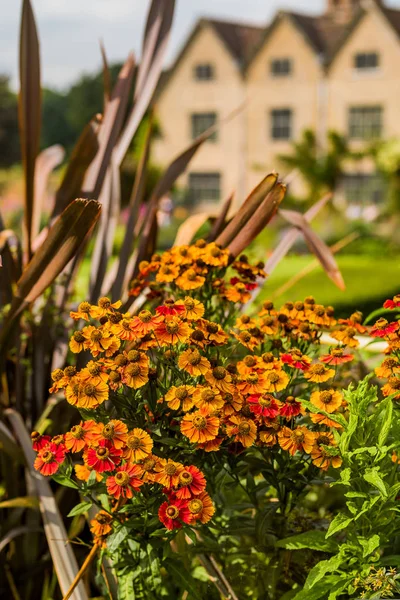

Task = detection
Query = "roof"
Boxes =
[206,18,264,65]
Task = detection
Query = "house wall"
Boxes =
[245,16,323,193]
[152,23,246,210]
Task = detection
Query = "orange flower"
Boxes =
[130,310,163,336]
[280,349,311,371]
[259,316,278,336]
[311,436,342,470]
[82,325,120,357]
[231,329,261,351]
[65,420,98,452]
[178,349,211,376]
[224,283,251,303]
[237,355,259,376]
[370,318,399,338]
[198,437,223,452]
[263,370,289,393]
[91,420,128,449]
[331,326,359,348]
[204,367,233,393]
[75,464,103,482]
[382,376,400,398]
[70,301,92,321]
[90,511,113,538]
[197,319,229,345]
[121,363,149,389]
[375,357,400,378]
[80,361,109,385]
[139,454,160,483]
[278,426,315,456]
[304,364,335,383]
[69,331,86,353]
[123,428,153,462]
[110,317,136,341]
[202,243,229,267]
[180,296,205,320]
[90,297,122,319]
[154,459,184,488]
[106,463,143,499]
[76,379,109,409]
[237,372,267,395]
[257,352,280,371]
[235,315,257,331]
[176,269,205,291]
[154,316,192,346]
[310,412,343,429]
[65,377,81,406]
[155,264,180,283]
[188,491,215,524]
[193,386,224,411]
[164,385,196,411]
[259,423,280,447]
[226,415,257,447]
[222,391,243,416]
[310,389,343,413]
[180,406,220,444]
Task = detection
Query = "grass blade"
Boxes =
[280,208,345,290]
[216,173,278,247]
[19,0,41,260]
[228,182,286,260]
[264,193,332,276]
[110,115,153,301]
[114,0,175,166]
[5,409,88,600]
[32,144,65,241]
[83,54,135,199]
[173,212,213,247]
[208,193,233,242]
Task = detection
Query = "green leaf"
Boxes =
[52,474,79,490]
[98,493,111,512]
[364,307,400,325]
[363,469,387,497]
[377,398,393,447]
[359,534,380,558]
[326,513,353,538]
[107,526,129,554]
[163,558,205,600]
[299,399,347,428]
[304,553,344,589]
[67,501,92,517]
[292,580,334,600]
[87,469,98,488]
[275,530,338,553]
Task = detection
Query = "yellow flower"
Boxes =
[226,415,257,447]
[202,243,229,267]
[310,389,343,413]
[123,428,153,462]
[156,264,180,283]
[178,349,210,376]
[180,297,205,320]
[304,364,335,383]
[69,331,86,353]
[82,325,120,357]
[176,269,205,291]
[121,363,149,389]
[164,385,196,411]
[154,316,193,346]
[263,369,289,393]
[192,386,224,411]
[77,380,109,409]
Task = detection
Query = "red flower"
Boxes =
[230,277,240,286]
[158,497,192,530]
[320,350,354,365]
[247,394,280,418]
[279,396,301,420]
[245,283,257,291]
[384,295,400,309]
[34,443,66,476]
[106,463,143,499]
[156,303,185,316]
[175,465,207,500]
[370,318,399,338]
[280,352,311,371]
[86,440,122,473]
[31,431,51,451]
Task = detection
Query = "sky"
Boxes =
[1,0,400,91]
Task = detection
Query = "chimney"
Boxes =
[326,0,383,24]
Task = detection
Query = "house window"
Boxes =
[348,106,383,139]
[354,52,379,70]
[271,109,292,140]
[191,113,217,141]
[271,58,292,77]
[343,173,385,205]
[188,173,221,204]
[194,63,215,80]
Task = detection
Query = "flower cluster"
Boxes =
[373,294,400,399]
[33,242,397,546]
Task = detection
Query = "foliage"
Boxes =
[0,76,20,167]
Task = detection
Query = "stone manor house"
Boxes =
[153,0,400,210]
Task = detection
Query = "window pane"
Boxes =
[354,52,379,69]
[348,106,382,139]
[271,58,292,76]
[188,173,221,205]
[270,109,292,140]
[191,113,217,141]
[194,64,214,80]
[343,173,385,205]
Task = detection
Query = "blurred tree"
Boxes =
[279,129,361,206]
[0,75,20,167]
[41,88,75,150]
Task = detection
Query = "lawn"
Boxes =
[255,254,400,317]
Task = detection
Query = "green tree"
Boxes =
[0,75,19,167]
[41,88,75,150]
